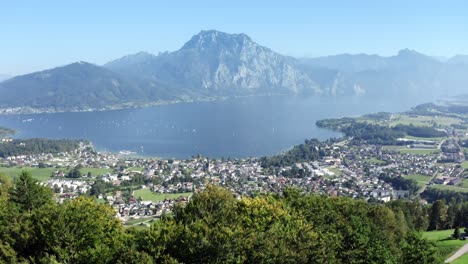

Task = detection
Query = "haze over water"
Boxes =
[0,95,430,158]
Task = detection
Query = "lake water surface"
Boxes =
[0,95,428,158]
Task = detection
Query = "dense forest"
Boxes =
[0,171,445,263]
[0,138,86,157]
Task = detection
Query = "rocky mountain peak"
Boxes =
[180,30,255,53]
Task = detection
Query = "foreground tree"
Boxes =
[33,197,125,264]
[9,171,53,212]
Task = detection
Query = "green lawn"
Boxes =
[80,167,113,176]
[404,135,446,141]
[423,229,467,258]
[390,114,462,127]
[0,166,63,181]
[430,185,468,193]
[405,174,431,187]
[382,145,403,151]
[133,188,192,202]
[461,179,468,188]
[451,252,468,263]
[127,166,144,172]
[124,217,156,226]
[398,148,439,155]
[462,161,468,169]
[382,145,439,155]
[423,229,454,241]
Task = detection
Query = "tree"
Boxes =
[9,171,53,212]
[400,232,442,264]
[33,196,125,263]
[428,200,448,231]
[453,227,461,240]
[67,166,82,178]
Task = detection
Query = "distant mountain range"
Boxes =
[0,30,467,113]
[0,74,11,82]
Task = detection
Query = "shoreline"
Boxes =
[0,93,292,115]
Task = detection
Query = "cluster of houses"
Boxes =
[2,133,468,224]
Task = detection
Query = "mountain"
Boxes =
[448,55,468,65]
[0,74,11,82]
[300,49,468,99]
[0,62,172,112]
[1,30,467,113]
[105,30,323,96]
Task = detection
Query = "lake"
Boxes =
[0,95,428,158]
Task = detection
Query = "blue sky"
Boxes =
[1,0,467,75]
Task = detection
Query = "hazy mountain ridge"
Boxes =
[0,62,170,111]
[0,74,11,82]
[0,30,467,113]
[106,30,324,96]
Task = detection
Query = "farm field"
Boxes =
[133,188,192,202]
[462,161,468,169]
[389,114,462,127]
[382,145,439,155]
[430,184,468,193]
[398,148,439,155]
[0,166,63,181]
[79,167,113,176]
[404,174,431,187]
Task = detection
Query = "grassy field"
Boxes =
[133,188,192,202]
[462,161,468,169]
[404,135,446,141]
[390,114,462,127]
[382,145,439,155]
[127,166,144,172]
[423,229,467,259]
[405,174,431,187]
[0,166,62,181]
[451,252,468,263]
[398,148,439,155]
[430,184,468,193]
[461,179,468,188]
[79,167,113,176]
[124,217,157,226]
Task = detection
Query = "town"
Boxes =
[1,123,467,227]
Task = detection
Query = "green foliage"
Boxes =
[260,139,328,168]
[428,200,448,231]
[379,175,419,194]
[400,232,442,263]
[0,175,444,264]
[393,124,446,138]
[0,138,84,158]
[9,171,53,212]
[66,165,82,178]
[317,118,446,145]
[32,197,125,264]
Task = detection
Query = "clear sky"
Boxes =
[1,0,467,75]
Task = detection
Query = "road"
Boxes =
[445,243,468,263]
